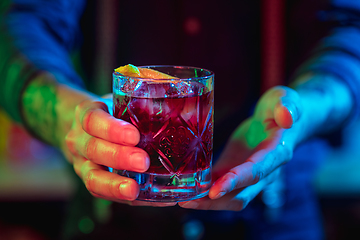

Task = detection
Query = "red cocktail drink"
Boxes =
[112,66,214,201]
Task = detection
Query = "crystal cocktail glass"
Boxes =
[111,65,214,202]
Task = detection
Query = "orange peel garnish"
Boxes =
[114,64,141,78]
[115,64,178,80]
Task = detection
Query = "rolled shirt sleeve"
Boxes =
[0,0,86,122]
[294,0,360,123]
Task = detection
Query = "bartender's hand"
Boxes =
[179,86,303,211]
[64,96,176,207]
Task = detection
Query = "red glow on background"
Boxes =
[184,17,201,35]
[261,0,285,93]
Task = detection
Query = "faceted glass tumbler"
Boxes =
[111,66,214,202]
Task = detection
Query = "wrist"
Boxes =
[21,72,97,148]
[291,72,354,139]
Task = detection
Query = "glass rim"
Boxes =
[113,65,214,82]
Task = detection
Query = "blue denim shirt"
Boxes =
[294,0,360,123]
[0,0,85,122]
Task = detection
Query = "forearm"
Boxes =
[1,0,87,124]
[21,72,97,149]
[291,72,354,143]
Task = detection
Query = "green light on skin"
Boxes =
[232,117,271,150]
[245,120,269,149]
[78,216,95,234]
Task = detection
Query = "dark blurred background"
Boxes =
[1,0,360,239]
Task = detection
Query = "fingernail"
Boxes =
[130,152,148,172]
[282,103,299,122]
[181,201,199,209]
[119,181,136,200]
[212,191,226,199]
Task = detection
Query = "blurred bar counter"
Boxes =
[314,118,360,198]
[0,109,76,202]
[313,118,360,239]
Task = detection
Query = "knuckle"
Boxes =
[74,104,81,116]
[253,171,263,184]
[73,160,82,177]
[64,131,71,143]
[278,142,293,164]
[82,109,95,133]
[85,137,97,160]
[65,132,75,153]
[75,100,88,117]
[110,151,120,167]
[84,168,97,193]
[227,171,239,182]
[76,100,100,127]
[109,179,121,198]
[226,171,241,189]
[250,165,264,185]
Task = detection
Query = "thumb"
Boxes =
[274,87,302,129]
